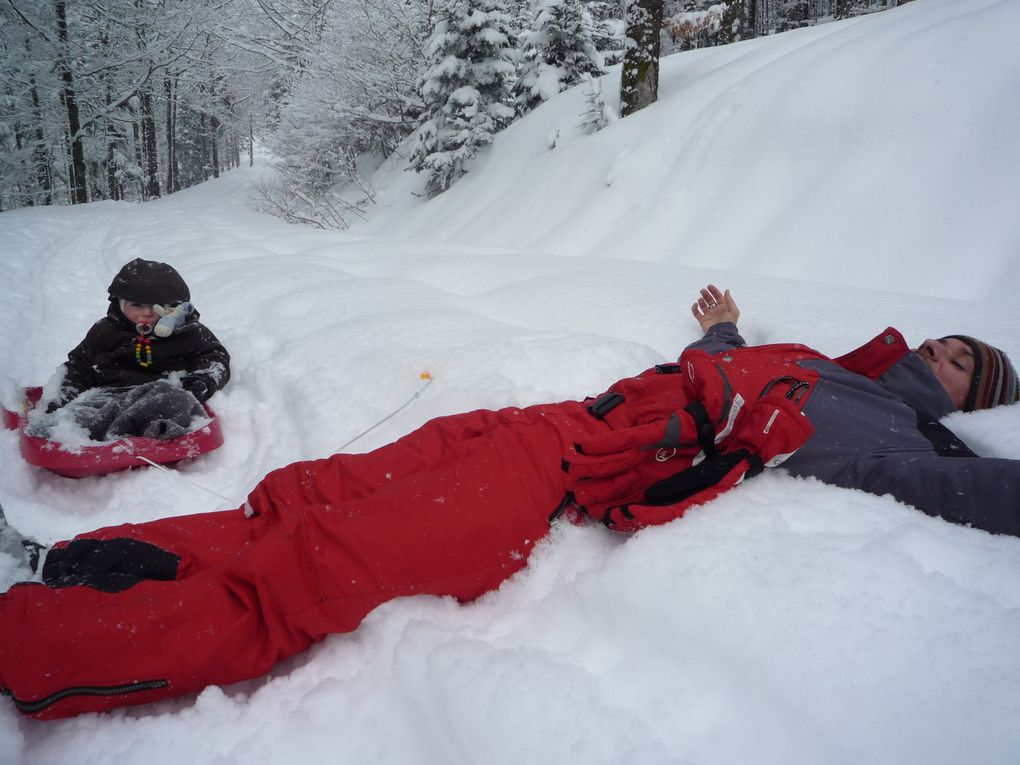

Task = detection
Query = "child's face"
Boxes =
[121,300,158,327]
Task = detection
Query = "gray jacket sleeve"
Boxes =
[853,452,1020,536]
[684,322,746,354]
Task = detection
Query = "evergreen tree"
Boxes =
[409,0,517,196]
[584,1,627,66]
[516,0,605,116]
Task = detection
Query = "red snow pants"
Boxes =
[0,341,825,719]
[0,402,607,719]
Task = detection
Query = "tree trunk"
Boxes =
[106,136,120,201]
[210,114,221,178]
[101,59,121,201]
[620,0,664,117]
[754,0,774,36]
[7,90,26,209]
[132,119,147,199]
[140,89,161,198]
[249,113,254,167]
[199,111,210,180]
[29,77,53,206]
[55,1,88,204]
[165,75,179,193]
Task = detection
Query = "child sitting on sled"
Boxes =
[28,258,230,442]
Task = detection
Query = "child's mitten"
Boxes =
[180,375,211,403]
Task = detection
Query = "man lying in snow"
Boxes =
[1,284,1017,719]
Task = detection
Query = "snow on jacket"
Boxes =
[55,301,230,406]
[690,322,1020,536]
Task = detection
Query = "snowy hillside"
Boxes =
[2,0,1020,763]
[361,0,1020,302]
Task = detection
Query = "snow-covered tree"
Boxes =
[0,0,259,209]
[577,73,616,133]
[584,1,627,66]
[267,1,428,187]
[619,0,664,117]
[516,0,605,115]
[409,0,517,196]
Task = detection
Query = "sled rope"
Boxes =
[133,371,433,499]
[335,372,433,453]
[135,456,237,505]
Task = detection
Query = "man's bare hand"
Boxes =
[691,284,740,333]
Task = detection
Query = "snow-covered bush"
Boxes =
[577,73,616,134]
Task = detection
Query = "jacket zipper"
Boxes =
[10,678,169,714]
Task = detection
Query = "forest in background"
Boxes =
[0,0,907,221]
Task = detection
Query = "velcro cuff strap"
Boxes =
[684,401,716,457]
[587,391,625,420]
[642,450,747,507]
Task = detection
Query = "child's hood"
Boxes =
[107,258,191,305]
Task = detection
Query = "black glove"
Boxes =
[45,383,83,413]
[181,375,211,403]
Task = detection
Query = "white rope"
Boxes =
[135,455,237,505]
[335,374,434,453]
[134,372,434,500]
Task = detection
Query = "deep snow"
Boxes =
[2,0,1020,762]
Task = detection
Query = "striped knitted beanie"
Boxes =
[944,335,1019,411]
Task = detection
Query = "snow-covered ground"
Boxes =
[2,0,1020,762]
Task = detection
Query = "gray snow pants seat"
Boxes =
[30,381,205,442]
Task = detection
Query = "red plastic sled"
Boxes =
[2,387,224,478]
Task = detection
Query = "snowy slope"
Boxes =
[2,0,1020,763]
[360,0,1020,302]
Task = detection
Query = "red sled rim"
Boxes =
[2,387,223,478]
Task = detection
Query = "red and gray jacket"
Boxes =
[691,323,1020,536]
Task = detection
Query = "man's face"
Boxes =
[916,338,974,410]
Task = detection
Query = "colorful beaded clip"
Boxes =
[135,333,153,367]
